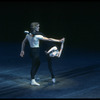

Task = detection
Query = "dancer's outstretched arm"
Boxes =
[46,46,57,54]
[40,36,63,43]
[58,38,65,57]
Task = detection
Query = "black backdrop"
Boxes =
[0,1,100,50]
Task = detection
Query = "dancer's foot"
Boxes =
[52,78,56,83]
[31,79,40,86]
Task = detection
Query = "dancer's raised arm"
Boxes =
[58,38,65,57]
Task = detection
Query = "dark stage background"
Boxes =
[0,1,100,98]
[0,1,100,50]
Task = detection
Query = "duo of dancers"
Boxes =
[20,22,65,86]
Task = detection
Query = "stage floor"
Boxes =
[0,43,100,98]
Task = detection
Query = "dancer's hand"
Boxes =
[20,51,24,57]
[61,38,65,43]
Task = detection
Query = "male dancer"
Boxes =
[20,22,64,86]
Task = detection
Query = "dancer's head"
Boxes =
[30,22,40,32]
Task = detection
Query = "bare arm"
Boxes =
[21,37,28,51]
[58,38,65,57]
[20,37,28,57]
[47,46,57,54]
[41,36,63,43]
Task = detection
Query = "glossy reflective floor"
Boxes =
[0,43,100,98]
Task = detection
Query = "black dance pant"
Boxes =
[30,48,55,79]
[46,54,55,78]
[30,48,40,79]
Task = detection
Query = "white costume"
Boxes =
[26,34,43,48]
